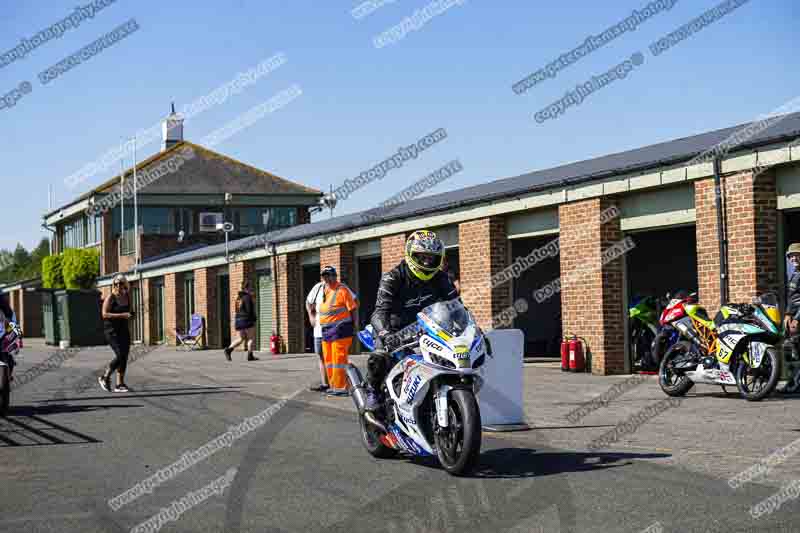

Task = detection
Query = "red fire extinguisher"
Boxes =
[568,336,585,372]
[560,337,570,372]
[270,333,281,355]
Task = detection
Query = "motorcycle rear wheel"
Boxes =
[358,413,396,459]
[736,347,779,402]
[434,389,481,476]
[658,341,695,397]
[0,366,9,416]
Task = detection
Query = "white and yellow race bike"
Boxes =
[347,298,489,476]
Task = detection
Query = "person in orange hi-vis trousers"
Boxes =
[317,265,359,396]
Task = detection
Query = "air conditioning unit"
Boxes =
[199,212,224,232]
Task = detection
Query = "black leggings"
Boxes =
[106,330,131,375]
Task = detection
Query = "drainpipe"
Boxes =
[41,222,57,255]
[713,156,729,305]
[270,242,281,342]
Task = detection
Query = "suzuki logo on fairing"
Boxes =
[404,375,422,401]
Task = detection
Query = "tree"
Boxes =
[0,238,51,284]
[42,255,65,289]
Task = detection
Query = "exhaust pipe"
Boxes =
[346,364,368,413]
[346,364,388,433]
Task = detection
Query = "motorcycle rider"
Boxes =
[364,230,457,412]
[780,244,800,393]
[0,293,17,375]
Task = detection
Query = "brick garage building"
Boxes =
[96,113,800,375]
[0,278,44,338]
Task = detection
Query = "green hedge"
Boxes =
[42,254,65,289]
[62,248,100,289]
[43,249,99,290]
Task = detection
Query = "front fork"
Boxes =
[433,375,483,429]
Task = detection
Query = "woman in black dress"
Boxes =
[224,279,258,361]
[99,274,133,392]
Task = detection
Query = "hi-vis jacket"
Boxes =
[318,282,358,341]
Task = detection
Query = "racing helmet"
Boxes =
[405,230,444,281]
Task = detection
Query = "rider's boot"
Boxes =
[780,339,800,394]
[364,385,381,413]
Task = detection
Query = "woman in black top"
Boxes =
[99,274,133,392]
[224,279,258,362]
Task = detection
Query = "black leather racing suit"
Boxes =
[0,293,15,372]
[366,260,457,389]
[787,270,800,323]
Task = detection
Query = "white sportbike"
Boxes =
[347,298,489,476]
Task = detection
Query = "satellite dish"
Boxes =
[322,193,337,210]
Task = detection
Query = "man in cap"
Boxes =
[780,243,800,393]
[317,266,359,396]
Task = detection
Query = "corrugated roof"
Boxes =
[108,111,800,278]
[45,141,321,219]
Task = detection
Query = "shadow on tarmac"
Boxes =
[0,409,122,446]
[409,447,671,479]
[37,389,235,402]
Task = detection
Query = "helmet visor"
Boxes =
[412,252,440,270]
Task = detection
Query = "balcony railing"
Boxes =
[120,227,138,256]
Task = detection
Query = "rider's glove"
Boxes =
[377,330,399,352]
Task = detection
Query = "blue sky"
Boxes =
[0,0,796,251]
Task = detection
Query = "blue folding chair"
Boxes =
[176,314,204,350]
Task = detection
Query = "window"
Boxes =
[60,213,102,250]
[141,207,174,234]
[184,274,195,320]
[230,207,298,234]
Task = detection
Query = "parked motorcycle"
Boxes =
[659,293,781,401]
[650,290,698,368]
[0,320,23,416]
[629,296,660,370]
[347,298,487,476]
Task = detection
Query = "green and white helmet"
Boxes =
[405,230,444,281]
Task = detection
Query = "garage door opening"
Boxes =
[356,256,382,330]
[445,247,460,290]
[302,264,321,353]
[511,235,561,357]
[780,209,800,309]
[625,224,698,370]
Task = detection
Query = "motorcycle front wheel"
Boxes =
[736,347,780,401]
[658,341,695,397]
[0,366,9,416]
[434,389,481,476]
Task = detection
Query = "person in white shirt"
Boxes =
[306,277,328,392]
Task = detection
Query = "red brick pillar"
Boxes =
[15,290,24,332]
[164,272,184,345]
[320,243,355,286]
[458,217,511,331]
[274,253,303,353]
[141,278,158,345]
[695,171,778,311]
[559,198,626,375]
[229,261,255,344]
[100,210,116,276]
[195,267,219,348]
[381,233,407,273]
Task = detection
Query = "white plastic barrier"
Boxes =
[478,329,528,431]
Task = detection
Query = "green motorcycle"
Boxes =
[629,296,660,371]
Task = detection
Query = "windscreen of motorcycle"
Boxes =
[418,298,472,338]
